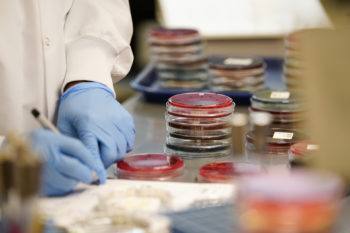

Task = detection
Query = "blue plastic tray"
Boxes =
[131,58,285,105]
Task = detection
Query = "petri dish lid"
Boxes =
[117,154,184,175]
[168,92,233,109]
[251,89,301,104]
[208,56,265,70]
[290,141,319,157]
[199,162,262,182]
[246,128,307,146]
[149,28,201,45]
[238,170,344,202]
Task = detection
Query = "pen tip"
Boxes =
[31,108,40,118]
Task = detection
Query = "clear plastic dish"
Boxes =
[208,56,265,70]
[166,127,231,140]
[167,92,234,118]
[249,107,304,123]
[251,89,301,104]
[149,28,201,45]
[165,146,231,159]
[198,162,263,183]
[166,116,231,129]
[166,135,230,147]
[116,154,184,181]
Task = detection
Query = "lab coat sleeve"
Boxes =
[62,0,133,94]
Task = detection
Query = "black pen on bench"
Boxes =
[31,108,99,184]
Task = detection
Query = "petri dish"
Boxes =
[246,128,307,155]
[166,116,231,129]
[251,89,301,104]
[249,107,304,123]
[166,138,230,153]
[167,92,234,118]
[289,141,319,161]
[208,56,265,70]
[237,170,344,233]
[116,154,184,181]
[168,92,233,109]
[149,28,201,45]
[198,162,262,183]
[165,146,230,159]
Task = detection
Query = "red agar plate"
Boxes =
[198,162,261,183]
[116,154,184,180]
[168,92,233,109]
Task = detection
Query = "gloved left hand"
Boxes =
[57,82,135,168]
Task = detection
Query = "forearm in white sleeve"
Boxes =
[63,0,134,93]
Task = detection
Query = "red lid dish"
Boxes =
[168,92,233,109]
[199,162,262,183]
[117,154,184,177]
[150,28,199,39]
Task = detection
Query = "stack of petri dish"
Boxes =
[165,92,235,158]
[250,89,304,130]
[148,28,208,90]
[245,127,307,156]
[116,154,184,181]
[283,30,305,90]
[198,162,262,183]
[208,56,266,92]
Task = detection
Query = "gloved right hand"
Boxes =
[30,129,106,196]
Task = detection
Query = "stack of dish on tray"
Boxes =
[283,30,304,90]
[209,56,266,92]
[165,92,234,158]
[148,28,208,90]
[247,89,307,156]
[249,89,304,130]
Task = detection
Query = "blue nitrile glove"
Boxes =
[57,82,135,169]
[30,129,104,196]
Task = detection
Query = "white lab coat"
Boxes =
[0,0,133,135]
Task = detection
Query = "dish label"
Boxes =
[224,58,253,66]
[273,132,294,140]
[307,144,319,150]
[270,91,290,99]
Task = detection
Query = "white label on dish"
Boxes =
[307,144,319,151]
[273,132,294,140]
[224,58,253,66]
[270,91,290,99]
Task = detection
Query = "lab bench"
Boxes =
[122,94,350,233]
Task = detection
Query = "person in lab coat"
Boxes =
[0,0,135,196]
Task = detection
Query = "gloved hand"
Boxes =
[30,129,105,196]
[57,82,135,169]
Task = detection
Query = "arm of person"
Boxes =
[62,0,134,93]
[57,0,135,170]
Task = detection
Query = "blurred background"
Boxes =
[117,0,331,101]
